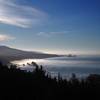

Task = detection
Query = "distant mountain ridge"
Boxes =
[0,46,58,64]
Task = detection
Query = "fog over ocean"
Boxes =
[12,55,100,78]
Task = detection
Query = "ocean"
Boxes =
[11,55,100,78]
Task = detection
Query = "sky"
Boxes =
[0,0,100,55]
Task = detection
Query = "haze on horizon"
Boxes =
[0,0,100,55]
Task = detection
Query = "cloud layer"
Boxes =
[0,34,14,41]
[37,31,69,37]
[0,0,46,28]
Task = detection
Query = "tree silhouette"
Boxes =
[0,61,100,100]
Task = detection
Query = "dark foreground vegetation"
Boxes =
[0,62,100,100]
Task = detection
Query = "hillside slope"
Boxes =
[0,46,58,63]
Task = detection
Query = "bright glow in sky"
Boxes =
[0,0,100,55]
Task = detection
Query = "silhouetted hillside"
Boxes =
[0,62,100,100]
[0,46,58,64]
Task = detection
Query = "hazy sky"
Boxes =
[0,0,100,55]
